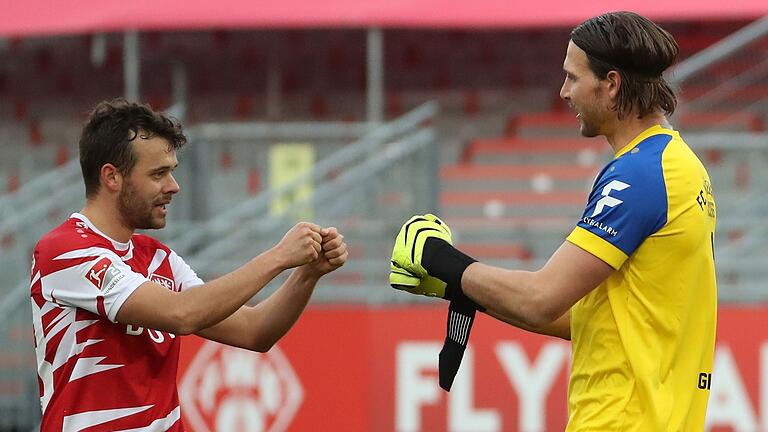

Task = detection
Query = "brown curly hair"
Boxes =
[79,98,187,198]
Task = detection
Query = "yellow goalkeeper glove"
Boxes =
[389,262,449,298]
[390,214,453,298]
[390,214,482,393]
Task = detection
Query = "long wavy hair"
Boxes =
[571,12,679,120]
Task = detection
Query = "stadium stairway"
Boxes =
[439,131,610,268]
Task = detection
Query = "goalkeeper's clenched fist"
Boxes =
[390,263,449,298]
[390,214,477,300]
[391,214,452,277]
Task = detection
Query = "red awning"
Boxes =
[3,0,767,37]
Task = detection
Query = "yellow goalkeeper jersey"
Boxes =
[565,125,717,431]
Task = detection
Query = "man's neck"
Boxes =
[80,199,133,243]
[604,112,669,154]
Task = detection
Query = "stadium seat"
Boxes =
[14,99,27,121]
[55,145,69,166]
[219,148,233,170]
[234,95,254,120]
[463,91,479,116]
[27,120,42,147]
[441,190,587,206]
[6,172,19,193]
[682,84,768,102]
[55,73,73,97]
[402,42,424,69]
[1,233,14,249]
[247,169,261,195]
[460,137,607,164]
[310,94,328,119]
[504,113,581,138]
[442,163,598,181]
[147,94,169,112]
[678,111,763,132]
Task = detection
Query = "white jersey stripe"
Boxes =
[116,406,181,432]
[70,356,123,383]
[147,249,168,277]
[54,247,118,261]
[62,405,153,431]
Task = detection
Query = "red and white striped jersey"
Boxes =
[31,213,203,431]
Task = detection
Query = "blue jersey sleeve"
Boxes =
[576,135,671,258]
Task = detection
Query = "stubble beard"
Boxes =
[577,104,604,138]
[117,181,165,231]
[579,116,600,138]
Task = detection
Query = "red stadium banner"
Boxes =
[3,0,768,37]
[178,306,768,431]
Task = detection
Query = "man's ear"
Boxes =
[605,70,622,100]
[100,164,122,193]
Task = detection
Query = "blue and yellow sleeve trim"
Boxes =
[566,226,628,270]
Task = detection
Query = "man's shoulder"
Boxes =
[35,218,113,260]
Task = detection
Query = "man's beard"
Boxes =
[117,181,165,230]
[576,102,606,138]
[577,91,607,138]
[579,113,601,137]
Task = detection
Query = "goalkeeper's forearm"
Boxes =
[424,239,563,328]
[486,308,571,340]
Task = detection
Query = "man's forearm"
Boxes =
[242,266,320,351]
[460,262,571,339]
[486,308,571,340]
[462,262,561,329]
[175,249,284,333]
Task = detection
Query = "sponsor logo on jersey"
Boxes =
[582,217,619,236]
[591,180,630,217]
[86,257,125,294]
[150,274,177,292]
[86,258,112,289]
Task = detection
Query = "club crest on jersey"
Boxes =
[86,257,124,293]
[150,273,177,292]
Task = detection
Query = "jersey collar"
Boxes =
[70,212,134,259]
[614,124,679,158]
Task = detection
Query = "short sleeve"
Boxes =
[567,136,671,269]
[40,249,149,322]
[169,250,204,291]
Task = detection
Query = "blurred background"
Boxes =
[1,1,767,431]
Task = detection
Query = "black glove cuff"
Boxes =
[422,237,477,295]
[439,286,483,391]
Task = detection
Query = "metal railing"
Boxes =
[170,102,437,256]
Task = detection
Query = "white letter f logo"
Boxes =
[591,180,630,217]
